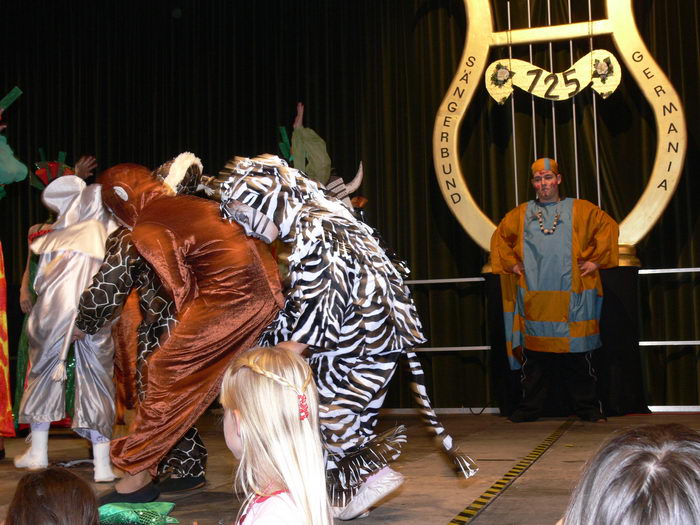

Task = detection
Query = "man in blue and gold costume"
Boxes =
[491,157,619,422]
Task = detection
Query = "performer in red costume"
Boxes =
[0,106,28,455]
[95,158,283,503]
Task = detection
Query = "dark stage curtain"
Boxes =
[1,1,698,408]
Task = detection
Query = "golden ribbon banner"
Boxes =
[485,50,622,104]
[432,0,687,266]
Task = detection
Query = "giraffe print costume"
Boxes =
[97,159,282,477]
[77,153,221,479]
[76,226,207,478]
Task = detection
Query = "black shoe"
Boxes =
[157,475,206,494]
[508,411,539,423]
[98,482,160,505]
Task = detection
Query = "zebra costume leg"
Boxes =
[309,350,406,506]
[404,350,478,478]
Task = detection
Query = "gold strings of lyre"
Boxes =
[588,0,603,206]
[506,1,519,206]
[568,0,581,198]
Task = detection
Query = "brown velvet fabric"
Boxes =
[99,164,169,229]
[101,167,283,474]
[111,289,141,421]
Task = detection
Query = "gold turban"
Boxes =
[530,157,559,175]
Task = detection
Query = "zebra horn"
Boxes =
[345,161,364,194]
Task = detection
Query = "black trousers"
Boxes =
[510,349,604,421]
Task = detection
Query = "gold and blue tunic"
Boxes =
[491,198,619,370]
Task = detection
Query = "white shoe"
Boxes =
[14,429,49,470]
[333,508,370,519]
[93,442,117,482]
[335,467,405,520]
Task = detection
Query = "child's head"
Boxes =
[5,467,99,525]
[563,423,700,525]
[221,345,331,523]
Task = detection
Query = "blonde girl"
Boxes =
[220,346,332,525]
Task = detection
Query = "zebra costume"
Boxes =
[215,155,477,505]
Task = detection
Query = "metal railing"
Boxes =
[406,267,700,352]
[405,267,700,410]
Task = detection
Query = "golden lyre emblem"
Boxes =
[432,0,687,264]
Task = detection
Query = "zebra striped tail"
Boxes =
[405,350,479,478]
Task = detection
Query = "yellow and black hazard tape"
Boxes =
[448,418,576,524]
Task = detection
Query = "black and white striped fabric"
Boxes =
[216,155,477,503]
[218,155,426,355]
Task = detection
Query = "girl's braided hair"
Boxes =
[239,353,312,395]
[220,346,332,525]
[238,352,313,420]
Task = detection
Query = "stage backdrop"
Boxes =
[1,0,697,408]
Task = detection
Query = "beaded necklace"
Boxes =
[535,202,561,235]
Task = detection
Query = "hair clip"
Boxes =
[298,394,309,421]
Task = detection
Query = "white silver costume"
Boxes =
[19,176,117,439]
